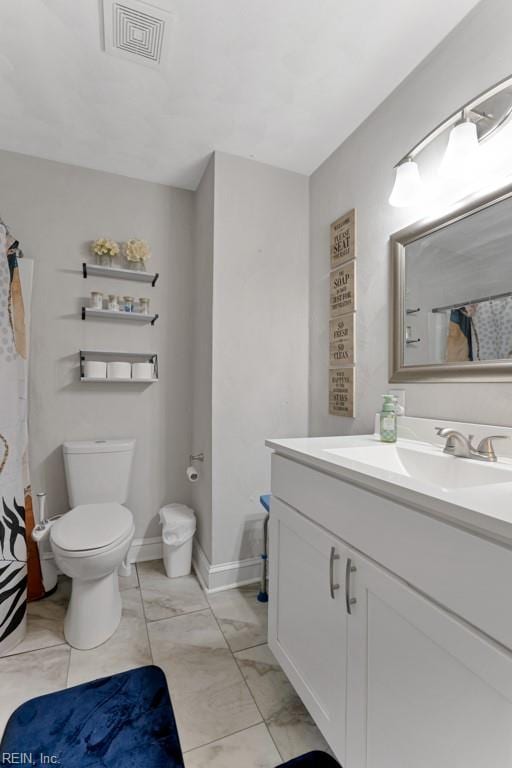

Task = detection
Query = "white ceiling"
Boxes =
[0,0,480,190]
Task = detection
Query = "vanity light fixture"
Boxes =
[389,74,512,207]
[438,114,480,181]
[388,158,425,208]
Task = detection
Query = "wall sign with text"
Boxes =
[328,209,356,418]
[330,208,355,269]
[329,313,355,366]
[328,367,355,418]
[330,260,355,317]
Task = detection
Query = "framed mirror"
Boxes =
[391,182,512,382]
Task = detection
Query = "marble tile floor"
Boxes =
[0,559,331,767]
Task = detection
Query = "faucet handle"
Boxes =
[476,435,509,461]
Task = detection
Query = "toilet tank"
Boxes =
[63,439,135,507]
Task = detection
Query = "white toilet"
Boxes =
[50,439,135,650]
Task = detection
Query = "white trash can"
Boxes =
[160,504,196,578]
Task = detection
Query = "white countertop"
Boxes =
[266,428,512,547]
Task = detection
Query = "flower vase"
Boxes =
[127,260,146,272]
[98,254,113,268]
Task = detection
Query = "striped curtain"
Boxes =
[0,222,29,654]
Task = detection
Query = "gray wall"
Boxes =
[309,0,512,435]
[0,150,194,540]
[0,147,309,568]
[191,156,214,561]
[190,152,309,568]
[211,152,309,565]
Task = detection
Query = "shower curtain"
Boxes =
[0,220,38,654]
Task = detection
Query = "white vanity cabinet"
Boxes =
[268,453,512,768]
[268,497,350,759]
[346,551,512,768]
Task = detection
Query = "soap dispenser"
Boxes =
[380,394,397,443]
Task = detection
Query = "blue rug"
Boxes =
[0,666,340,767]
[1,666,184,768]
[279,752,340,767]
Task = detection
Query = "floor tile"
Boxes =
[0,645,70,738]
[137,560,208,621]
[207,585,268,652]
[236,644,331,761]
[183,723,281,768]
[1,577,71,658]
[148,609,262,751]
[67,587,151,686]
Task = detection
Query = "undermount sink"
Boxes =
[324,442,512,491]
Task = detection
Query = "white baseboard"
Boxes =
[39,534,261,594]
[192,540,262,593]
[127,536,163,563]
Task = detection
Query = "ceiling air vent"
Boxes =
[102,0,171,69]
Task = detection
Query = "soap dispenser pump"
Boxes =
[380,394,397,443]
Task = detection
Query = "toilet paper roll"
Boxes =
[84,360,107,379]
[132,362,153,380]
[186,466,199,483]
[107,361,132,379]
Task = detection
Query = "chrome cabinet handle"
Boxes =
[329,547,340,599]
[345,558,357,614]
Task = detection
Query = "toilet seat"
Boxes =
[51,503,133,553]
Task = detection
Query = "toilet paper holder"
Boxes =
[189,453,204,463]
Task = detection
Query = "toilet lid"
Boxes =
[51,503,133,552]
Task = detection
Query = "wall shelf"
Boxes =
[81,376,156,384]
[82,307,159,325]
[82,262,159,286]
[79,350,158,383]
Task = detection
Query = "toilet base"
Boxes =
[64,571,122,650]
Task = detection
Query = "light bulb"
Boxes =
[388,160,425,207]
[439,121,480,181]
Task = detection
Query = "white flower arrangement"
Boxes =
[123,239,151,263]
[91,238,120,258]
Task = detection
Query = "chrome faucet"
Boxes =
[435,428,508,462]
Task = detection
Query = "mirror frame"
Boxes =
[391,180,512,383]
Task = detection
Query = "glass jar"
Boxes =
[139,297,150,315]
[97,253,112,268]
[126,259,145,271]
[123,296,134,312]
[91,291,103,309]
[107,294,119,311]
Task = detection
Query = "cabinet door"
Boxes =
[269,497,348,760]
[347,552,512,768]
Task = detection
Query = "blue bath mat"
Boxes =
[0,665,184,768]
[279,751,340,767]
[0,665,340,768]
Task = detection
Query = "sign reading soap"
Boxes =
[330,261,355,317]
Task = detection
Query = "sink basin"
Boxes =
[324,443,512,491]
